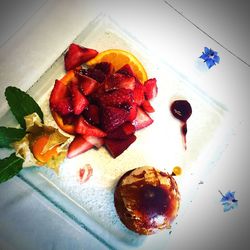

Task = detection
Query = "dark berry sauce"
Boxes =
[170,100,192,149]
[138,184,169,217]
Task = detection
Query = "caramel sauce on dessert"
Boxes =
[114,167,180,235]
[170,100,192,149]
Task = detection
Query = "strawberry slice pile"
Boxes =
[49,43,158,158]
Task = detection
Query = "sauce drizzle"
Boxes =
[170,100,192,149]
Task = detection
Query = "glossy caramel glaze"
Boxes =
[114,166,180,235]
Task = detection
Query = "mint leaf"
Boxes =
[0,153,24,183]
[5,86,44,129]
[0,127,26,148]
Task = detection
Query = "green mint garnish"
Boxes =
[0,153,24,183]
[5,86,44,129]
[0,127,26,148]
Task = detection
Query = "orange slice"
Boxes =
[51,111,75,135]
[86,49,148,83]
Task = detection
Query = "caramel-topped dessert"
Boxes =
[114,166,180,235]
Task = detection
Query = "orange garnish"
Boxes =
[31,135,59,164]
[60,69,76,84]
[51,111,75,135]
[86,49,148,83]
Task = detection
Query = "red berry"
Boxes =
[77,74,99,96]
[133,80,145,105]
[75,116,106,137]
[50,79,70,110]
[83,104,100,125]
[70,82,89,115]
[96,88,134,109]
[105,73,136,91]
[64,43,98,71]
[67,136,93,158]
[106,122,135,139]
[104,134,136,158]
[101,106,129,132]
[141,100,155,113]
[116,64,135,77]
[132,107,153,130]
[144,78,158,100]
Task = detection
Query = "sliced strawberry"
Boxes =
[75,116,106,137]
[141,99,155,113]
[94,62,114,75]
[96,88,134,108]
[70,82,89,115]
[105,73,136,91]
[101,106,129,132]
[132,107,153,130]
[80,62,113,86]
[144,78,158,100]
[54,97,73,116]
[80,68,106,83]
[107,122,135,139]
[83,104,100,125]
[104,134,136,158]
[89,82,106,100]
[76,73,99,96]
[67,136,93,158]
[64,43,98,71]
[127,103,137,122]
[122,122,136,135]
[116,64,135,77]
[50,79,69,109]
[83,135,104,148]
[62,113,78,125]
[115,77,136,90]
[133,80,145,105]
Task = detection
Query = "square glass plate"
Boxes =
[0,14,231,249]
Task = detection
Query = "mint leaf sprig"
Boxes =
[0,153,24,183]
[0,127,26,148]
[5,86,44,129]
[0,86,44,183]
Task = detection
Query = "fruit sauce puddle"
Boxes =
[170,100,192,150]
